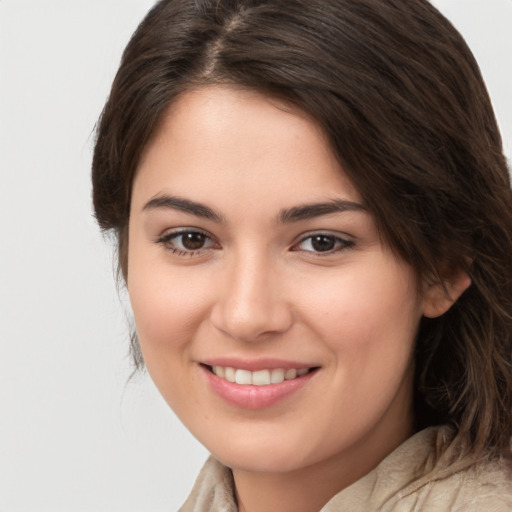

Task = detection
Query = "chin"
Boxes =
[195,421,338,475]
[212,443,313,474]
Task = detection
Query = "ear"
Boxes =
[422,266,472,319]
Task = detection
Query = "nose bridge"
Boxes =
[211,247,292,341]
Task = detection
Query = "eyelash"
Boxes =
[156,229,354,257]
[290,232,355,255]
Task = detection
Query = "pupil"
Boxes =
[182,232,206,250]
[311,235,335,252]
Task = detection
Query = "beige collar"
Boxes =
[179,426,512,512]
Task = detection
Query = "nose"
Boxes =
[210,253,293,342]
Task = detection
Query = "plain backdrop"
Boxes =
[0,1,511,511]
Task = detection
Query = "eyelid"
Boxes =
[157,226,212,238]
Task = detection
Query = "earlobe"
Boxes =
[422,268,472,319]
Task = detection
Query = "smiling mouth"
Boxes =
[204,365,318,386]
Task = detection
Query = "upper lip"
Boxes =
[199,357,320,372]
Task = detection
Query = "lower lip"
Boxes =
[201,366,316,410]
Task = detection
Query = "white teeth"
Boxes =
[235,369,252,385]
[270,368,285,383]
[211,366,310,385]
[285,368,297,380]
[252,370,271,386]
[224,367,236,383]
[213,366,225,378]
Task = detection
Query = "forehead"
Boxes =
[132,85,362,213]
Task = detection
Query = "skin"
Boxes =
[127,86,463,512]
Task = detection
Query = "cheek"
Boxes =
[127,261,212,413]
[294,260,421,367]
[127,247,211,363]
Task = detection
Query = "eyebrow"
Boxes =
[278,199,366,223]
[142,194,225,222]
[142,194,366,224]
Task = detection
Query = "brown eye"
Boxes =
[292,233,354,254]
[181,232,207,250]
[157,229,218,254]
[310,235,336,252]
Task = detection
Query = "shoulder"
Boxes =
[396,455,512,512]
[323,426,512,512]
[388,428,512,512]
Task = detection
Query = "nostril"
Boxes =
[210,299,293,342]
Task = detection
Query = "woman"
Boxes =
[92,0,512,510]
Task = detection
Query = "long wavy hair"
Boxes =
[92,0,512,456]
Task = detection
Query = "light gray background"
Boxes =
[0,1,510,511]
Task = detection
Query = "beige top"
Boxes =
[179,426,512,511]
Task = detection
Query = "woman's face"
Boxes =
[128,86,426,475]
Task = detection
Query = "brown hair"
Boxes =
[92,0,512,456]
